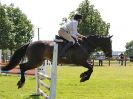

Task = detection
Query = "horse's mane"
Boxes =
[86,35,111,38]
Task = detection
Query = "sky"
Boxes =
[0,0,133,51]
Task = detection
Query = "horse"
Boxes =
[1,35,112,89]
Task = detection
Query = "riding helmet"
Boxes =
[74,13,82,20]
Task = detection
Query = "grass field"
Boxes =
[0,61,133,99]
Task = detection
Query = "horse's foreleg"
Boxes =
[17,61,41,89]
[17,66,25,89]
[80,60,93,82]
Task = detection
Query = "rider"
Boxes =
[58,13,85,58]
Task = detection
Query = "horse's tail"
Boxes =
[1,43,30,71]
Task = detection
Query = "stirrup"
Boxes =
[60,56,67,59]
[59,54,67,59]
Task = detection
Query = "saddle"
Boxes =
[54,35,68,44]
[55,35,85,49]
[55,35,80,44]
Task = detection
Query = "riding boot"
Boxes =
[60,42,73,58]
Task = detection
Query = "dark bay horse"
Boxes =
[1,35,112,88]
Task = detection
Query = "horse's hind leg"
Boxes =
[80,60,93,82]
[17,60,43,89]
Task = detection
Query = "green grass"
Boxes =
[0,62,133,99]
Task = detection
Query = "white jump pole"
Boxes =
[49,42,58,99]
[35,68,40,95]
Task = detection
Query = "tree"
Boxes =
[0,4,13,49]
[125,40,133,56]
[77,0,110,36]
[0,3,33,54]
[62,0,110,36]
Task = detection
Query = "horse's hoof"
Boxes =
[80,78,87,82]
[80,72,87,78]
[17,80,25,89]
[80,73,84,78]
[80,76,89,82]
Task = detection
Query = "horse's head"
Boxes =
[99,36,112,57]
[84,35,112,58]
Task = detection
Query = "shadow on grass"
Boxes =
[24,95,41,99]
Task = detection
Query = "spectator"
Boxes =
[97,54,105,66]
